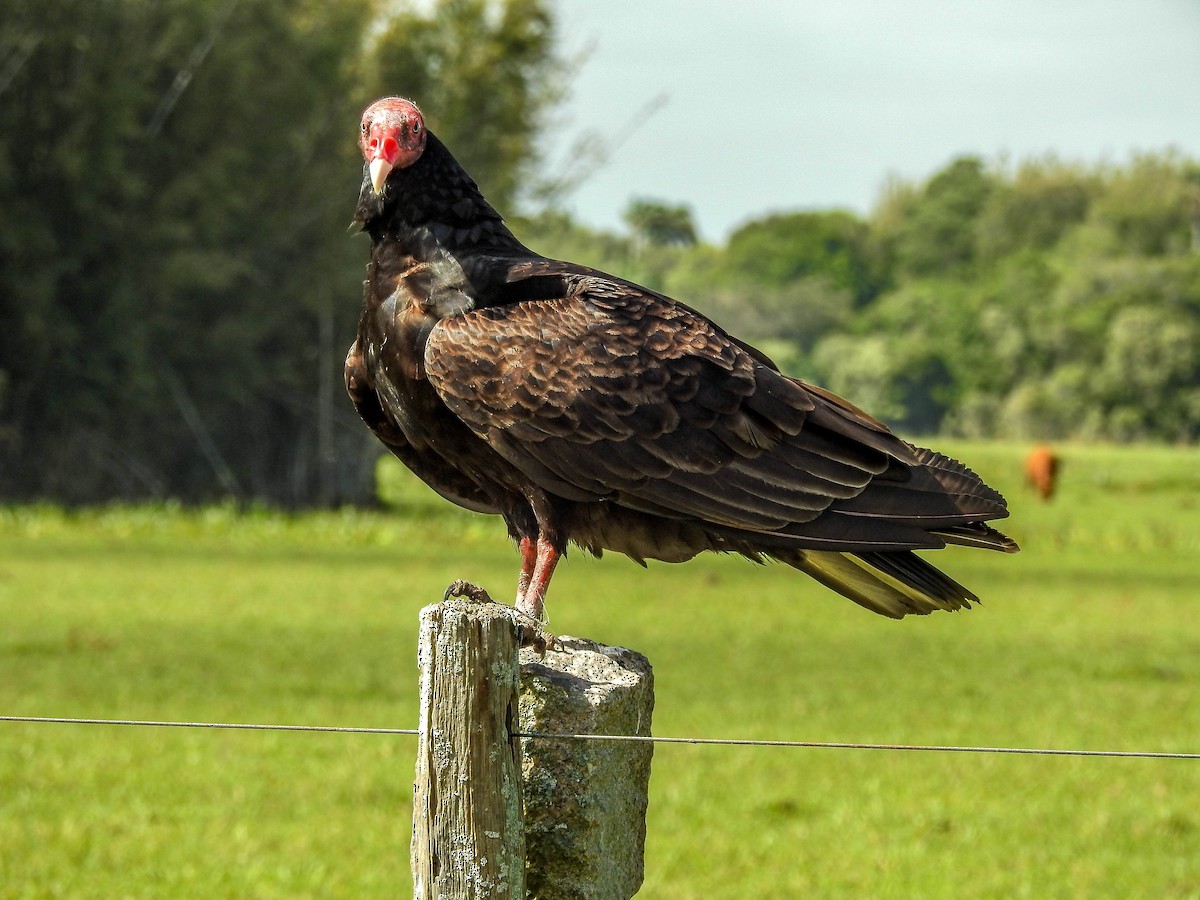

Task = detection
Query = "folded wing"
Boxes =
[425,271,1009,553]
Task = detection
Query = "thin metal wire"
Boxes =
[2,715,1197,759]
[0,716,416,735]
[515,731,1200,759]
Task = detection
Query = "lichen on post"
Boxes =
[411,600,526,899]
[519,637,655,900]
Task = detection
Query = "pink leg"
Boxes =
[516,536,537,606]
[515,536,560,621]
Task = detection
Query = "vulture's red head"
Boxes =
[359,97,427,195]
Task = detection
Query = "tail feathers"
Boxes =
[913,446,1010,510]
[781,549,980,619]
[934,522,1020,553]
[830,447,1012,527]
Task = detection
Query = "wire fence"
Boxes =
[3,715,1197,760]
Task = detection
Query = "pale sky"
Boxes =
[543,0,1200,241]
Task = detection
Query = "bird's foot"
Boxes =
[443,579,494,604]
[514,595,553,654]
[515,611,554,656]
[444,580,553,653]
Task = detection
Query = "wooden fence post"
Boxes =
[411,599,655,900]
[411,600,525,899]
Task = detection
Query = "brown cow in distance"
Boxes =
[1025,445,1059,501]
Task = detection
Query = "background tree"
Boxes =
[973,157,1095,263]
[881,155,993,279]
[658,211,869,366]
[723,210,878,302]
[623,198,698,248]
[0,0,563,505]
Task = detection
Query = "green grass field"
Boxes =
[2,441,1199,898]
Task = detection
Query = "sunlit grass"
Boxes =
[2,441,1199,897]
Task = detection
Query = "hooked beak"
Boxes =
[369,157,393,195]
[365,127,402,195]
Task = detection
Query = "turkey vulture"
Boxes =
[346,97,1017,622]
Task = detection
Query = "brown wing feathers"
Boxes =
[427,284,976,540]
[418,265,1016,615]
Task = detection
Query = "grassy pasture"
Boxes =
[1,441,1199,898]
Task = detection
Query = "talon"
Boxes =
[443,580,494,604]
[517,621,554,656]
[514,605,553,655]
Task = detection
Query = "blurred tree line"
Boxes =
[0,0,559,504]
[2,0,1197,506]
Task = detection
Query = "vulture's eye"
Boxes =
[360,121,368,134]
[412,122,422,134]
